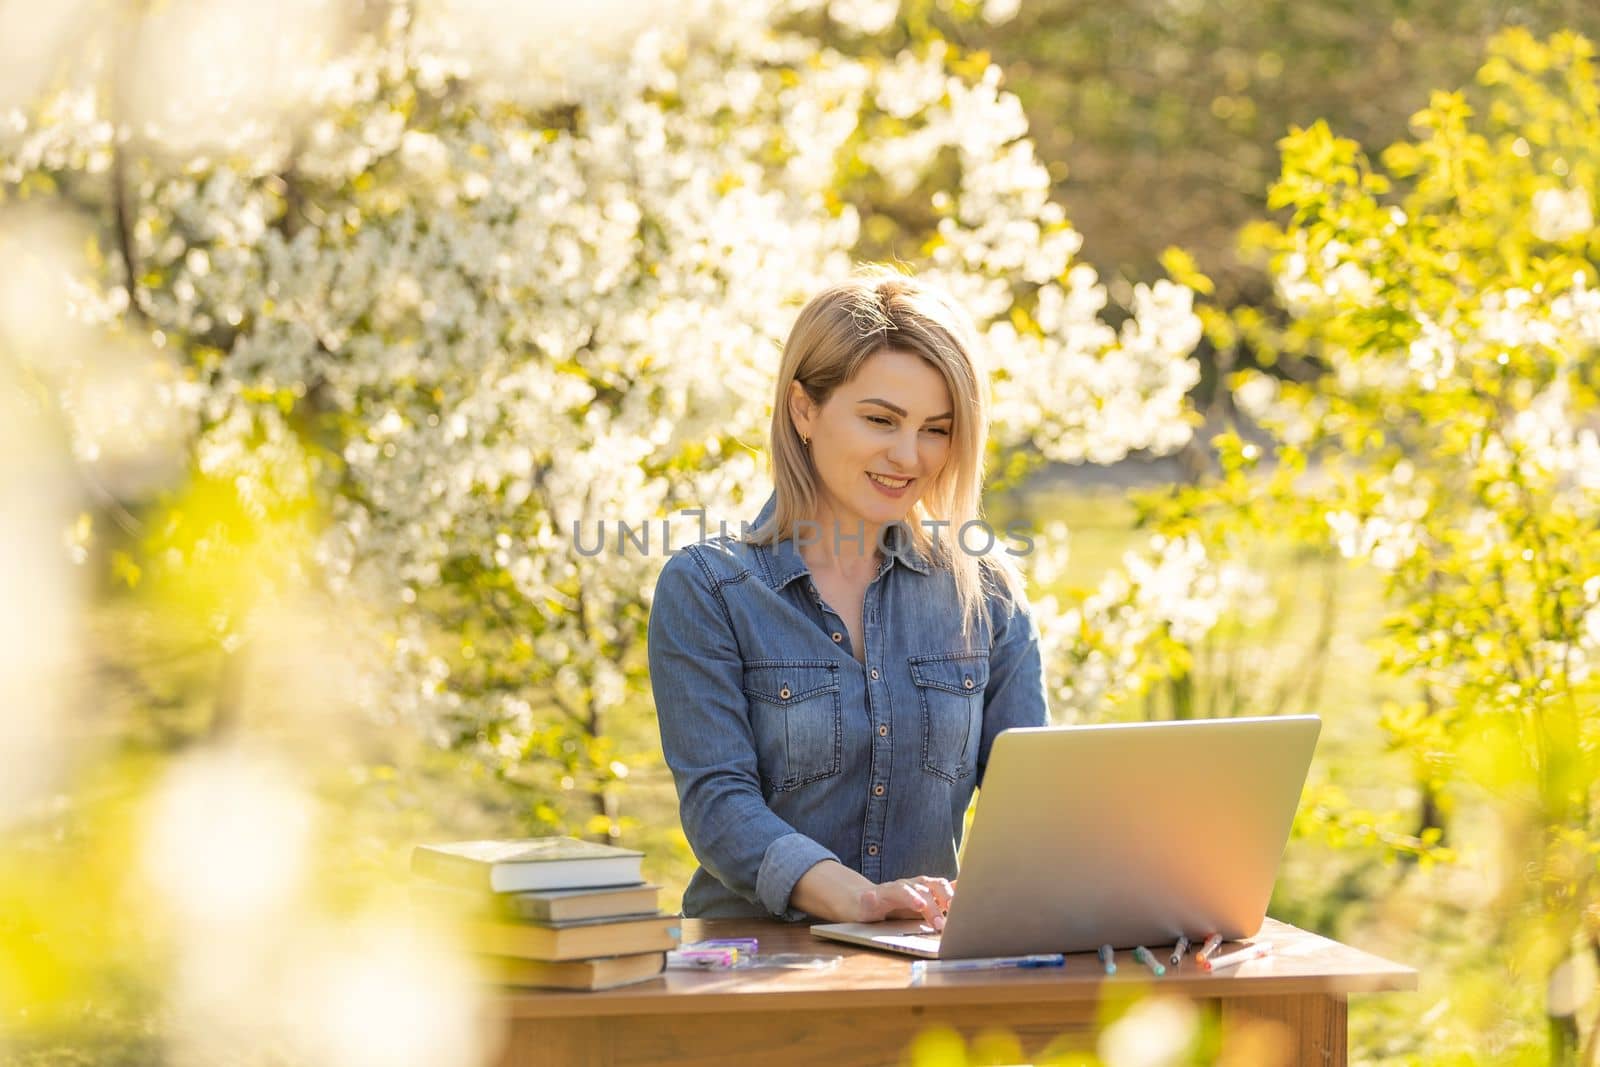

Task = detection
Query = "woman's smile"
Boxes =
[866,471,914,497]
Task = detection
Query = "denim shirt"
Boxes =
[647,493,1050,920]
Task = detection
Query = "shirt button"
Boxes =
[831,632,843,642]
[873,784,885,797]
[963,677,974,689]
[867,844,879,856]
[878,725,889,737]
[779,687,791,699]
[870,668,880,680]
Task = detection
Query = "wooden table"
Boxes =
[489,917,1415,1067]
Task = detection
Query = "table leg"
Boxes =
[1217,993,1347,1067]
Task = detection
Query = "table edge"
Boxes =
[495,966,1419,1019]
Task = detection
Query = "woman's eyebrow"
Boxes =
[859,397,954,421]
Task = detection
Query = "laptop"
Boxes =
[811,715,1321,959]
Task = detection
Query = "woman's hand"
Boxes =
[791,861,957,927]
[856,876,956,931]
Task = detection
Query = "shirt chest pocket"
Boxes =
[909,652,989,783]
[741,662,842,792]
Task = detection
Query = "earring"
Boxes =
[800,433,810,446]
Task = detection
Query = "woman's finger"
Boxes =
[877,881,931,920]
[900,882,945,930]
[899,882,932,913]
[862,881,949,929]
[915,877,955,912]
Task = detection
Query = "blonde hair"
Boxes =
[746,266,1022,647]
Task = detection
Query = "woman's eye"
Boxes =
[925,426,951,436]
[866,415,893,426]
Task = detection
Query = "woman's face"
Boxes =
[790,347,955,537]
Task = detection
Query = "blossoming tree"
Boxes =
[0,0,1202,842]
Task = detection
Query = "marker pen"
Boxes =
[1196,933,1223,963]
[1197,942,1273,972]
[1098,945,1117,975]
[1133,946,1166,977]
[1169,935,1190,967]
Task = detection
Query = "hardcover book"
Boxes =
[411,837,645,893]
[484,950,667,991]
[452,914,680,961]
[409,880,662,924]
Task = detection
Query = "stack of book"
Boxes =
[410,836,678,991]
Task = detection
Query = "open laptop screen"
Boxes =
[814,715,1320,959]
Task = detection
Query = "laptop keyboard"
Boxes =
[878,931,943,953]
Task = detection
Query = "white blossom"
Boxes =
[981,0,1021,24]
[1531,185,1595,243]
[829,0,899,35]
[1038,533,1271,718]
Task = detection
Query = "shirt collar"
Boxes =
[746,491,932,589]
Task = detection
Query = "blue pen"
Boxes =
[911,953,1065,979]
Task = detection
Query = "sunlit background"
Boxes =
[4,1,1600,1064]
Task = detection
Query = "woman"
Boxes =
[648,268,1049,929]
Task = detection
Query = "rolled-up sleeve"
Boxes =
[648,547,839,918]
[975,564,1050,787]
